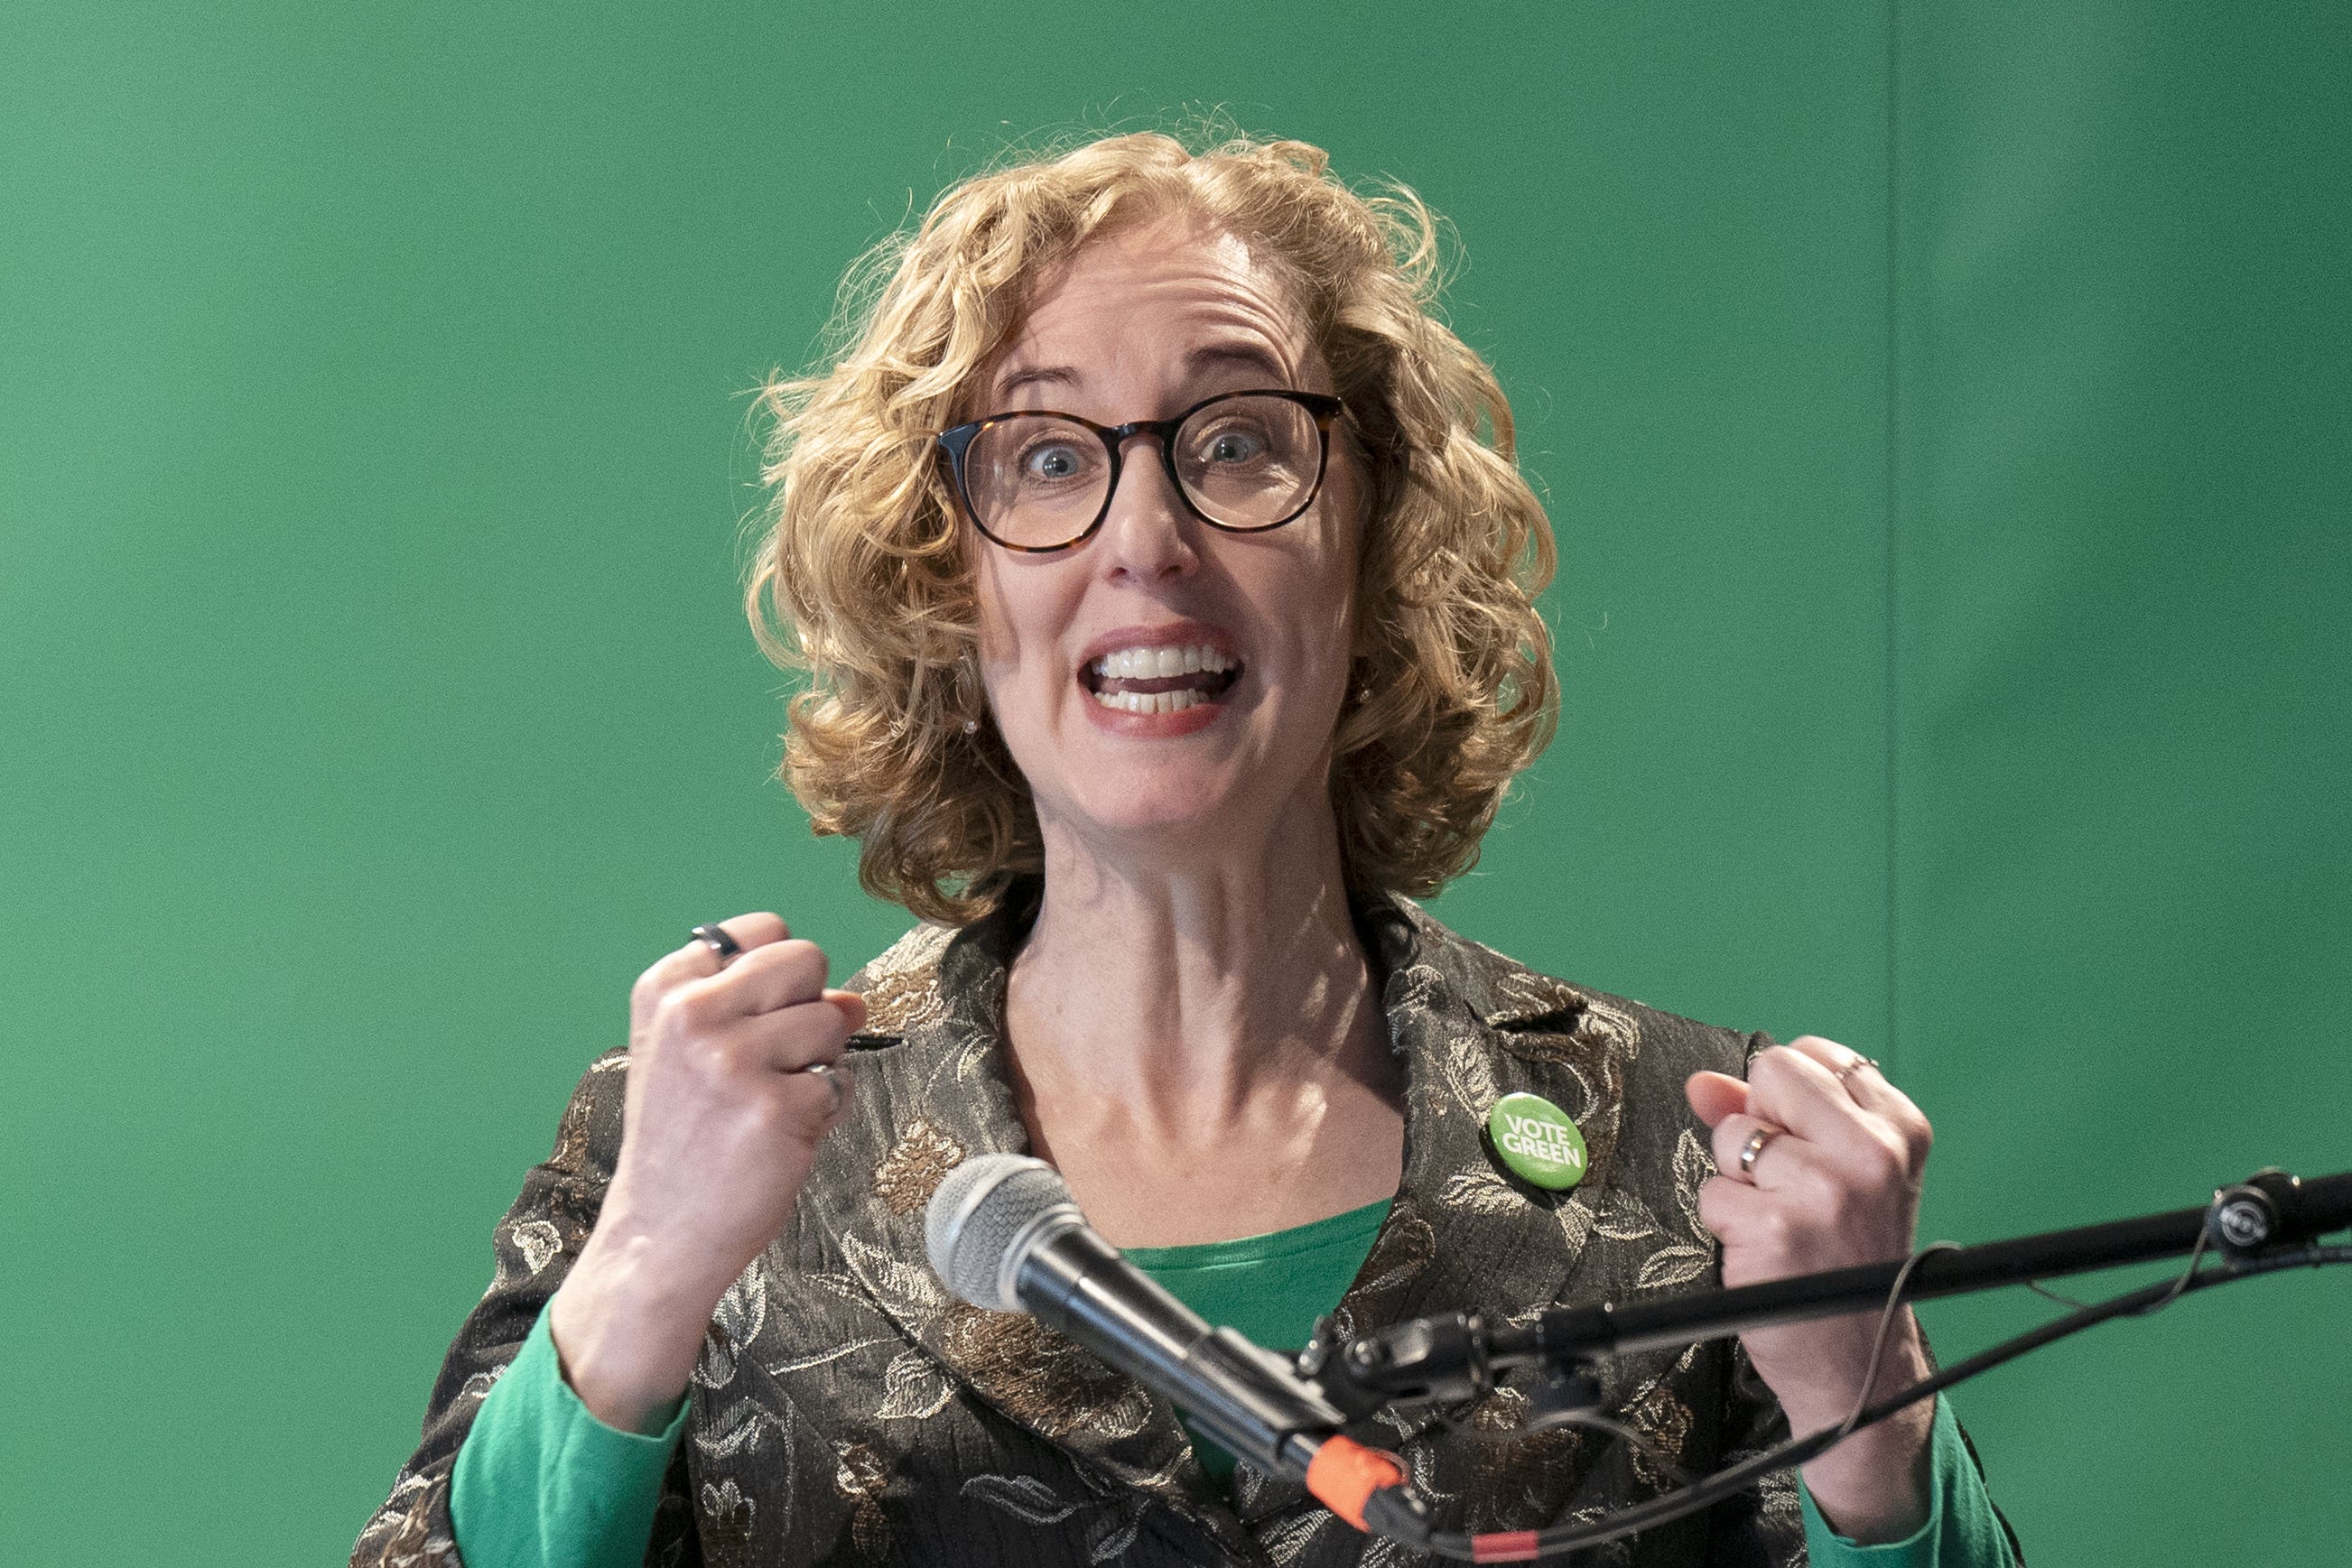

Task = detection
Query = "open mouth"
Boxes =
[1079,643,1244,715]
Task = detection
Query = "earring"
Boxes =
[958,648,982,736]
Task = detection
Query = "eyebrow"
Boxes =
[1182,342,1291,383]
[993,363,1077,400]
[989,341,1297,405]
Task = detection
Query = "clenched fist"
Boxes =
[1686,1037,1938,1544]
[549,914,865,1433]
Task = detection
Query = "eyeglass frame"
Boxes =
[934,387,1346,553]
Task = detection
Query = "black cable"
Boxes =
[2023,1280,2093,1312]
[2130,1222,2209,1317]
[1831,1240,1960,1445]
[1412,1242,2351,1561]
[2022,1220,2205,1318]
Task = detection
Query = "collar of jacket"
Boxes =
[795,877,1645,1525]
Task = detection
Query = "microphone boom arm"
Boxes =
[1315,1166,2352,1411]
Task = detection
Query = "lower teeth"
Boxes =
[1092,687,1207,715]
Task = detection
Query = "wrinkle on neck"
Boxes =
[1002,787,1394,1137]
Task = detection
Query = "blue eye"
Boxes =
[1194,420,1273,465]
[1020,441,1089,483]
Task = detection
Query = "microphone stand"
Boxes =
[1306,1165,2352,1419]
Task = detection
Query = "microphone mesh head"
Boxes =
[924,1154,1074,1312]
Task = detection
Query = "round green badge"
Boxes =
[1486,1091,1588,1191]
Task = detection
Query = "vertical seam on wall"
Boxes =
[1883,0,1902,1072]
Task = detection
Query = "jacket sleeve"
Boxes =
[349,1051,704,1568]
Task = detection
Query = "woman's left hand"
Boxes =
[1686,1037,1938,1544]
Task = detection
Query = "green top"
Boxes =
[451,1202,2010,1567]
[1121,1196,1395,1486]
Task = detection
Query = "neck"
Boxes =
[1003,792,1390,1133]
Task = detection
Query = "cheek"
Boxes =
[971,547,1048,670]
[1285,490,1365,685]
[970,556,1074,725]
[971,561,1013,668]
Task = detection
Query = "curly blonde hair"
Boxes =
[745,130,1557,924]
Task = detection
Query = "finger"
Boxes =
[740,996,854,1073]
[1780,1034,1863,1076]
[670,938,830,1025]
[823,988,869,1035]
[683,912,791,971]
[1709,1110,1813,1192]
[1774,1035,1935,1172]
[1695,1171,1772,1248]
[1783,1035,1930,1148]
[1697,1170,1873,1287]
[1782,1035,1889,1108]
[632,913,791,1024]
[1685,1071,1750,1128]
[767,1059,856,1141]
[817,1062,856,1129]
[1744,1044,1881,1155]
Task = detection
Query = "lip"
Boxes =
[1075,619,1244,739]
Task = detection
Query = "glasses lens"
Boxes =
[1174,394,1321,528]
[965,415,1111,548]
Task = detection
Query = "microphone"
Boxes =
[924,1154,1429,1538]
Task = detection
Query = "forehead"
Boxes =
[977,212,1320,410]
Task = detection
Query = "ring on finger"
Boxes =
[691,923,743,965]
[1738,1122,1782,1179]
[804,1061,845,1118]
[1835,1054,1882,1086]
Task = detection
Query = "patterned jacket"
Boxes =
[354,886,1825,1567]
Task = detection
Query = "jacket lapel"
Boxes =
[1315,896,1635,1458]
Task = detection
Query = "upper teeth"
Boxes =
[1091,644,1237,681]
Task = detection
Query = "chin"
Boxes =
[1011,703,1334,861]
[1067,780,1237,844]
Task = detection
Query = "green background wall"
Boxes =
[5,4,2343,1562]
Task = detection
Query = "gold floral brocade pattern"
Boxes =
[852,923,953,1036]
[1622,1378,1699,1495]
[872,1118,965,1216]
[351,882,1872,1568]
[937,1304,1152,1442]
[833,1441,892,1558]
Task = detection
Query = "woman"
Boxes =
[355,133,2014,1567]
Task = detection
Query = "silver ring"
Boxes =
[1836,1054,1882,1085]
[691,923,742,964]
[804,1061,844,1118]
[1738,1124,1780,1178]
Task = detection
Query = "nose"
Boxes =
[1092,431,1199,583]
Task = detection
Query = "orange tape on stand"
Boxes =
[1304,1434,1409,1532]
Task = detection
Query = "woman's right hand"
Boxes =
[549,914,865,1433]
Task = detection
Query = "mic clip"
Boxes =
[1518,1361,1607,1432]
[2205,1166,2321,1261]
[1302,1310,1611,1436]
[1301,1310,1509,1413]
